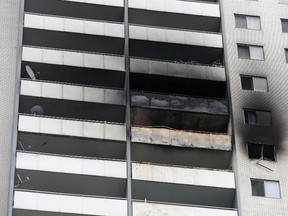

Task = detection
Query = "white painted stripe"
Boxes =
[129,0,220,18]
[14,191,127,216]
[133,201,237,216]
[16,152,127,178]
[20,80,125,105]
[18,115,126,141]
[130,25,223,48]
[132,163,235,188]
[24,14,124,38]
[22,47,125,71]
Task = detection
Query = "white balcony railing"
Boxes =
[132,163,235,188]
[18,115,126,141]
[14,190,127,216]
[22,47,125,71]
[21,80,125,105]
[133,201,237,216]
[132,126,231,150]
[24,14,124,38]
[16,152,127,179]
[129,0,220,17]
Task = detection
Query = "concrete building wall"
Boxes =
[221,0,288,215]
[0,0,21,215]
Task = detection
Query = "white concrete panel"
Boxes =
[63,51,84,67]
[18,115,125,141]
[25,14,124,38]
[16,152,126,178]
[105,89,125,105]
[84,87,105,103]
[132,163,235,189]
[133,202,237,216]
[22,47,125,71]
[129,0,220,18]
[14,191,127,216]
[63,85,83,101]
[63,0,124,7]
[20,80,41,97]
[42,82,62,99]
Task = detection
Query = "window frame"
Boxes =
[246,143,276,161]
[235,14,261,30]
[240,75,268,92]
[281,19,288,33]
[251,179,281,199]
[243,109,272,126]
[237,44,265,61]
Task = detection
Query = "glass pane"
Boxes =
[250,46,264,60]
[241,76,253,90]
[264,181,280,198]
[238,46,250,59]
[247,143,262,159]
[244,110,257,125]
[282,20,288,33]
[247,16,261,30]
[256,111,271,126]
[263,145,275,161]
[235,15,247,28]
[279,0,288,4]
[251,180,265,196]
[286,49,288,63]
[253,77,268,92]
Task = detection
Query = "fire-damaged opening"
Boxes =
[247,143,276,161]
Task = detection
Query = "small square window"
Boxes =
[251,179,281,198]
[244,109,272,126]
[285,49,288,63]
[238,45,264,60]
[247,143,276,161]
[235,14,261,30]
[281,19,288,32]
[241,76,268,92]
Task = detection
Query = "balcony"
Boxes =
[18,115,126,142]
[131,91,228,115]
[22,47,125,71]
[132,163,235,207]
[129,25,223,48]
[133,201,237,216]
[21,80,125,105]
[13,190,127,216]
[131,126,231,150]
[130,57,225,81]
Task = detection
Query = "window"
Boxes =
[251,179,281,198]
[241,76,268,92]
[238,45,264,60]
[235,14,261,30]
[281,19,288,32]
[286,49,288,62]
[247,143,276,161]
[244,109,272,126]
[279,0,288,4]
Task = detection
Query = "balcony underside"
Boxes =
[25,0,124,22]
[129,9,220,32]
[23,29,124,55]
[17,132,126,160]
[19,96,126,123]
[21,62,125,89]
[132,180,235,208]
[13,209,95,216]
[131,107,229,133]
[130,39,223,65]
[15,169,126,198]
[131,142,232,170]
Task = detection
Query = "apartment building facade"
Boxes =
[0,0,287,216]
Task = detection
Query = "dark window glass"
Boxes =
[281,19,288,32]
[251,180,265,196]
[244,110,272,126]
[241,76,253,90]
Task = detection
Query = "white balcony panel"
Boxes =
[24,14,124,38]
[132,163,235,188]
[130,25,222,48]
[130,58,225,81]
[16,152,126,178]
[20,80,125,105]
[14,191,127,216]
[133,202,237,216]
[62,0,123,7]
[18,115,126,141]
[22,47,125,71]
[131,127,231,151]
[129,0,220,18]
